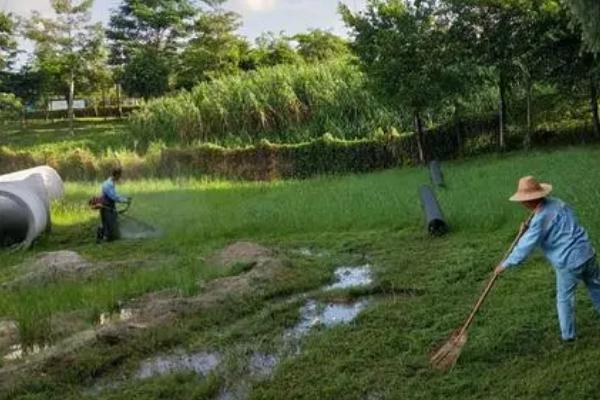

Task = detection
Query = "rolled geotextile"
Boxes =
[429,160,445,187]
[0,166,64,248]
[418,185,449,236]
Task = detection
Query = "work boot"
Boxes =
[96,226,104,244]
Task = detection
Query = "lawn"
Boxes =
[1,146,600,399]
[0,119,135,155]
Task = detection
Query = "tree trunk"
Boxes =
[524,80,532,150]
[590,75,600,140]
[414,111,425,163]
[454,104,462,156]
[498,75,507,150]
[116,83,123,118]
[68,70,75,135]
[102,88,108,121]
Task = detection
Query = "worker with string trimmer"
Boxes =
[432,176,600,371]
[94,167,131,243]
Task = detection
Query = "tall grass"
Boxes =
[130,61,404,145]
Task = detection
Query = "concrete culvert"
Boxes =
[429,160,445,187]
[0,166,64,248]
[418,185,449,236]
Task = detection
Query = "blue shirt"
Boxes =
[502,197,595,271]
[101,178,127,203]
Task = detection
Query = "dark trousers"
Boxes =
[99,207,119,241]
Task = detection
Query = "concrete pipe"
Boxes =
[418,185,449,236]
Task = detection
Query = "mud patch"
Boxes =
[136,351,221,379]
[325,265,373,290]
[285,299,370,340]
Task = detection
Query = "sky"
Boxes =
[1,0,366,67]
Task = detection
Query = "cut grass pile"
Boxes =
[1,146,600,399]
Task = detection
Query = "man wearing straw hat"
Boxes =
[495,176,600,342]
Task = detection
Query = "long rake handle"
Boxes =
[456,212,536,337]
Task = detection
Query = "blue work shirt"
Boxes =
[101,178,127,203]
[502,197,595,271]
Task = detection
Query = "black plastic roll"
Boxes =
[418,185,449,236]
[429,160,445,187]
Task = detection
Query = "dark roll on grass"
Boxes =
[418,184,449,236]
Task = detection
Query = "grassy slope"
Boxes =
[2,147,600,399]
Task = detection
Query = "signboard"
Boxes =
[49,100,86,111]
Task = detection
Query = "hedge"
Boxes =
[0,116,596,181]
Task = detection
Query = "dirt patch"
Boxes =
[98,244,287,338]
[0,242,289,392]
[207,242,273,268]
[0,320,19,353]
[5,251,162,288]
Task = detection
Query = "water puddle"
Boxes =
[248,352,278,378]
[136,351,221,379]
[325,265,373,290]
[285,299,369,340]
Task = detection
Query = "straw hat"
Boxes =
[509,176,552,202]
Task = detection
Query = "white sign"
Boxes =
[49,99,86,111]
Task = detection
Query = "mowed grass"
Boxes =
[0,119,135,155]
[2,146,600,399]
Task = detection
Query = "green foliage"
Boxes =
[293,29,350,63]
[247,32,303,68]
[122,48,170,99]
[175,10,248,89]
[0,92,23,120]
[341,0,461,113]
[131,61,402,144]
[0,11,17,71]
[24,0,107,124]
[106,0,208,61]
[566,0,600,53]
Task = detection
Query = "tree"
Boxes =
[107,0,222,96]
[176,10,247,89]
[566,0,600,53]
[248,32,302,68]
[444,0,561,149]
[540,5,600,139]
[293,29,350,63]
[0,11,18,71]
[341,0,460,163]
[122,48,170,98]
[25,0,106,132]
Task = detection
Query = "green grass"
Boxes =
[2,146,600,399]
[0,119,135,155]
